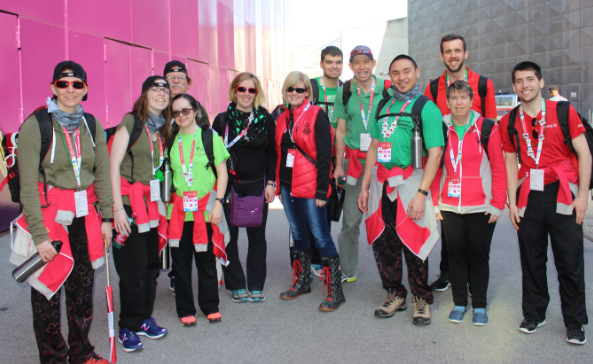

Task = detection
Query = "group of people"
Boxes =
[8,32,591,364]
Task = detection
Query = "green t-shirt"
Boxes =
[314,77,339,128]
[370,95,444,170]
[334,75,392,164]
[167,128,229,221]
[452,113,474,137]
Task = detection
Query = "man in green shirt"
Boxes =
[310,46,344,129]
[358,54,443,325]
[333,45,392,283]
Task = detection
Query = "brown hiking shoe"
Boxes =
[412,296,431,326]
[374,290,407,318]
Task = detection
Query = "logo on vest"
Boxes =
[302,123,312,135]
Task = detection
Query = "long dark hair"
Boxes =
[170,93,210,136]
[131,80,172,137]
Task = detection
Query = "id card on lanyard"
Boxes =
[61,126,88,217]
[447,113,473,198]
[224,111,254,148]
[320,77,336,123]
[519,99,547,191]
[145,126,164,201]
[178,131,197,187]
[357,78,375,150]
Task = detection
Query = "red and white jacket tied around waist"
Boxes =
[364,164,440,261]
[10,183,105,300]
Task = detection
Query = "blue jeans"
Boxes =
[281,186,338,257]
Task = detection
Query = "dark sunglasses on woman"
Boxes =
[53,80,86,89]
[236,86,258,94]
[287,87,306,94]
[172,108,195,118]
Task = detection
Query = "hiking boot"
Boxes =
[319,254,346,312]
[231,289,250,303]
[83,354,109,364]
[566,326,587,345]
[412,296,431,326]
[249,290,265,302]
[136,317,167,339]
[430,273,450,292]
[118,328,143,352]
[374,290,407,318]
[518,318,546,334]
[280,250,312,300]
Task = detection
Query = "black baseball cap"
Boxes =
[163,60,188,76]
[52,60,88,101]
[142,76,170,94]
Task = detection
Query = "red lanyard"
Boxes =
[518,99,547,167]
[289,102,311,143]
[145,126,164,177]
[61,126,82,189]
[177,131,196,186]
[381,99,412,139]
[356,77,375,131]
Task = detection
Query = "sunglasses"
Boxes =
[149,85,171,95]
[236,86,257,94]
[171,108,195,118]
[54,80,86,89]
[287,87,307,94]
[531,117,540,139]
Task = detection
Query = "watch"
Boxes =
[216,197,225,204]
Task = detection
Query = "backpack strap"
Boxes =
[507,106,522,164]
[126,112,144,183]
[83,113,97,146]
[412,95,432,152]
[201,127,218,179]
[556,101,576,155]
[382,79,392,99]
[480,118,495,160]
[430,78,439,103]
[478,75,488,116]
[374,96,393,121]
[310,78,320,105]
[33,107,54,207]
[342,80,353,111]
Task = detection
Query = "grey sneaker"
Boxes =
[374,290,407,318]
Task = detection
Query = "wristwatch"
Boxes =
[216,197,225,205]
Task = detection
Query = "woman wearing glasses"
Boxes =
[13,61,113,363]
[275,71,345,312]
[110,76,171,353]
[212,72,276,303]
[167,93,229,326]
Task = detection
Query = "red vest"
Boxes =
[275,102,333,199]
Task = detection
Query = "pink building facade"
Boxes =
[0,0,290,229]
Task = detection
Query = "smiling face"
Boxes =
[321,54,343,80]
[234,78,257,111]
[389,59,420,94]
[286,81,309,109]
[446,90,472,121]
[172,97,197,131]
[349,55,376,83]
[440,39,468,73]
[166,70,189,97]
[51,76,88,113]
[147,79,170,114]
[513,70,544,104]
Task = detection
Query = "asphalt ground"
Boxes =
[1,199,593,363]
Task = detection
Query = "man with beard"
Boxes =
[425,34,497,292]
[500,61,590,344]
[358,54,443,324]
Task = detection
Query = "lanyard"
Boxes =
[381,98,412,139]
[145,126,164,178]
[519,99,547,167]
[319,77,335,120]
[288,102,311,143]
[61,126,82,189]
[224,111,254,148]
[177,131,196,187]
[448,113,474,175]
[356,77,375,131]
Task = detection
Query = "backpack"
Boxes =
[507,101,593,190]
[440,117,496,167]
[2,106,96,207]
[310,78,344,115]
[430,74,489,116]
[342,78,392,112]
[104,112,144,183]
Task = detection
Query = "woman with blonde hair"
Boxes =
[275,71,344,311]
[212,72,277,303]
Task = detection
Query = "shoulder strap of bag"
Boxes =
[34,107,53,207]
[342,80,353,111]
[202,127,218,179]
[478,75,488,117]
[480,118,495,160]
[310,78,320,105]
[430,78,439,103]
[556,101,576,155]
[507,106,522,164]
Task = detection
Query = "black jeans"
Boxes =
[170,221,220,317]
[112,205,161,331]
[31,217,97,364]
[372,183,433,302]
[439,230,449,274]
[222,181,269,291]
[516,181,588,328]
[441,211,496,308]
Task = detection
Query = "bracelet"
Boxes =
[113,207,124,213]
[418,189,428,196]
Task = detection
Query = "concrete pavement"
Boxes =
[1,202,593,363]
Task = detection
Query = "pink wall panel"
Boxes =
[68,0,132,43]
[198,0,218,65]
[217,1,235,70]
[219,0,233,10]
[130,47,153,103]
[245,23,256,74]
[209,64,220,116]
[0,0,63,26]
[132,0,169,53]
[185,60,207,111]
[105,40,132,125]
[263,33,271,80]
[219,68,232,110]
[0,13,22,133]
[153,51,171,77]
[170,0,199,60]
[19,18,65,118]
[233,13,246,72]
[68,31,107,125]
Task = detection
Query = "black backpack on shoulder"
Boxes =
[342,78,392,113]
[310,78,344,115]
[430,75,489,116]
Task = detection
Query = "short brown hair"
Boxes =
[549,85,559,92]
[440,34,466,54]
[228,72,265,108]
[446,80,474,100]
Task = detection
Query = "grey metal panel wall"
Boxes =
[408,0,593,119]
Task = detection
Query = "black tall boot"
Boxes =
[280,249,312,300]
[319,254,345,312]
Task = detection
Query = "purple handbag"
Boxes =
[229,186,265,227]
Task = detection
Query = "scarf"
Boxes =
[226,103,268,147]
[392,83,420,102]
[146,111,166,133]
[46,97,84,133]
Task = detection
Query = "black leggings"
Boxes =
[441,211,496,308]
